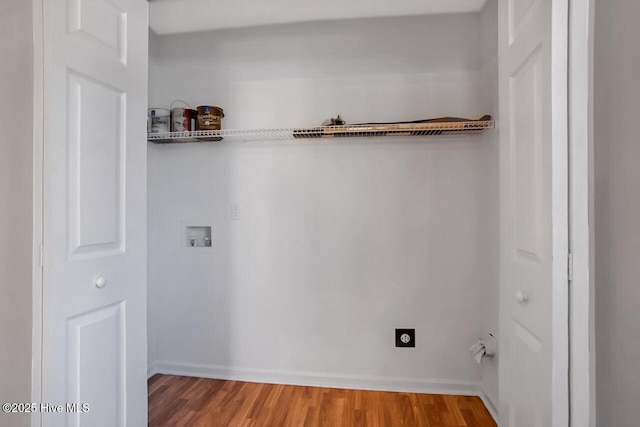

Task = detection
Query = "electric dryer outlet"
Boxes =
[395,329,415,348]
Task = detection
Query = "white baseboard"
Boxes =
[479,387,499,424]
[147,363,159,380]
[152,360,481,397]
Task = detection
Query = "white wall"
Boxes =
[0,1,33,427]
[148,13,499,393]
[478,0,500,414]
[594,0,640,425]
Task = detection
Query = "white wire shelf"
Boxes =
[147,119,495,144]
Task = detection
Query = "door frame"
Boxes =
[31,0,44,425]
[568,0,596,426]
[27,1,595,425]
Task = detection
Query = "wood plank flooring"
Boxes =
[148,374,496,427]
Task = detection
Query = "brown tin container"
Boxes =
[196,106,224,130]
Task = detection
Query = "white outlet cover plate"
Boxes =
[231,204,241,220]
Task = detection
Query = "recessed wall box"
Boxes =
[181,222,212,251]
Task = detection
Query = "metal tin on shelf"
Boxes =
[196,106,224,130]
[148,108,170,134]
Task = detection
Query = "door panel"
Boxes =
[68,0,128,64]
[498,0,568,425]
[67,71,125,258]
[42,0,148,425]
[66,302,125,427]
[511,47,543,263]
[510,320,543,427]
[509,0,537,42]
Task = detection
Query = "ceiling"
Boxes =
[149,0,488,35]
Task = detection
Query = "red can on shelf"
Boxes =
[171,108,197,132]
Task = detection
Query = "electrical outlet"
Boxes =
[395,329,415,348]
[231,203,241,220]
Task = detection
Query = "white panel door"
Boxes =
[498,0,569,426]
[41,0,148,425]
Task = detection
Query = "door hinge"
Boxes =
[39,244,43,268]
[568,253,573,282]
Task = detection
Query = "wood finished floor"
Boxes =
[148,374,496,427]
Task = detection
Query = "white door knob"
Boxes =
[95,276,108,289]
[516,290,529,303]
